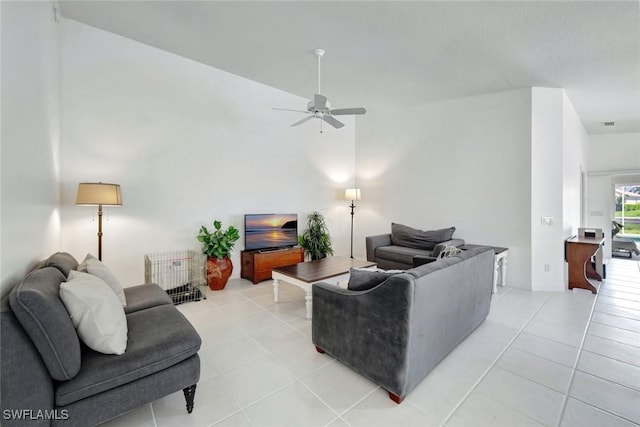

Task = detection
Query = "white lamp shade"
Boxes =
[345,188,361,201]
[76,183,122,206]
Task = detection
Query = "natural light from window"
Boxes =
[615,184,640,239]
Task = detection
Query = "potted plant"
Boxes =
[197,220,240,290]
[298,211,334,260]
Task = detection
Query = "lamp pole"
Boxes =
[345,188,361,259]
[349,199,356,258]
[97,204,104,261]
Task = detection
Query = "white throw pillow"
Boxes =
[60,270,128,355]
[78,253,127,307]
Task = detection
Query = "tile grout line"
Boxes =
[554,276,606,427]
[297,377,376,427]
[559,267,640,426]
[191,282,311,426]
[149,403,158,427]
[440,292,551,427]
[211,282,342,425]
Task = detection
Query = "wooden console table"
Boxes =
[241,247,304,284]
[565,236,604,294]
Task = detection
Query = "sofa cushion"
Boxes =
[390,223,456,250]
[9,267,82,381]
[347,268,403,291]
[123,284,173,314]
[60,271,128,355]
[78,254,127,306]
[375,245,432,267]
[55,304,202,406]
[44,252,79,277]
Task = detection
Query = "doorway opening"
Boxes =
[613,183,640,258]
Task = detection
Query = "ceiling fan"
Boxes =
[273,49,366,133]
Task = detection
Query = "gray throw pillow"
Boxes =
[391,223,456,250]
[347,268,402,291]
[45,252,79,277]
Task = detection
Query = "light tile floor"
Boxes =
[103,258,640,427]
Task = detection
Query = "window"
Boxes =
[615,184,640,237]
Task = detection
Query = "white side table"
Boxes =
[460,245,508,293]
[493,248,508,293]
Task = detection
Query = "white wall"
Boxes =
[1,6,623,294]
[355,88,533,289]
[1,1,61,300]
[530,88,564,291]
[562,91,589,283]
[562,92,589,235]
[60,19,356,285]
[529,88,590,291]
[355,87,589,291]
[589,133,640,172]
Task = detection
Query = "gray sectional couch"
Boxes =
[366,223,465,269]
[312,246,494,403]
[1,252,201,426]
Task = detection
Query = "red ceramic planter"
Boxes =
[206,256,233,290]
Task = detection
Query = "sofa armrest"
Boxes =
[365,234,392,262]
[124,284,173,314]
[413,255,437,267]
[312,275,413,397]
[431,238,465,257]
[1,311,54,426]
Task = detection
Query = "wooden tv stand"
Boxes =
[241,247,304,284]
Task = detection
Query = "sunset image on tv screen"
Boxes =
[245,214,298,250]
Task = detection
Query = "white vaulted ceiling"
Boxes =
[60,1,640,134]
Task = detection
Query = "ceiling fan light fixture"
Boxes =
[272,48,366,132]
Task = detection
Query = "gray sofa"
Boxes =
[1,252,201,426]
[312,246,494,403]
[366,223,465,269]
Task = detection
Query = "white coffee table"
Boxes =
[272,256,376,319]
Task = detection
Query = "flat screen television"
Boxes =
[244,213,298,251]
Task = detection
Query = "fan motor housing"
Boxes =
[307,99,330,112]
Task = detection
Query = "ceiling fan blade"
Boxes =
[291,115,315,127]
[273,107,310,113]
[314,94,328,110]
[330,107,367,115]
[322,114,344,129]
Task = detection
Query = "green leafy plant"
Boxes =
[298,211,334,260]
[197,220,240,259]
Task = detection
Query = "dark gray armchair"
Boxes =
[1,252,201,426]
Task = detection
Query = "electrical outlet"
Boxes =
[541,216,554,226]
[544,264,550,273]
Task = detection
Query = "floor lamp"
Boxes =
[76,182,122,261]
[345,188,361,258]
